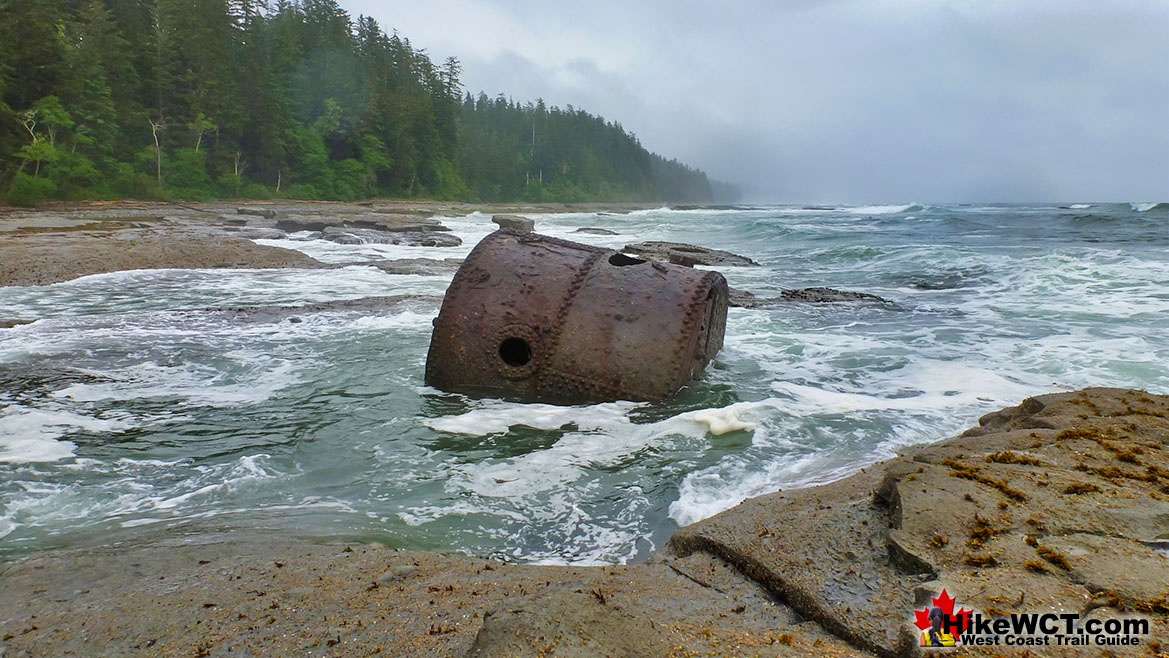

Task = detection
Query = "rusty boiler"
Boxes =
[424,229,729,404]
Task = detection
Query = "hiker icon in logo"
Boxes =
[914,589,969,649]
[921,606,957,647]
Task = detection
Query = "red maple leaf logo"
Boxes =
[913,588,972,633]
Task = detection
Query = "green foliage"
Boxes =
[332,158,366,200]
[167,148,213,190]
[238,182,273,200]
[5,172,57,206]
[49,151,101,194]
[0,2,714,204]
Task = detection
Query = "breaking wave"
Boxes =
[1130,202,1167,213]
[843,203,925,215]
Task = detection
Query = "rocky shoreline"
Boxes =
[2,388,1166,657]
[0,200,664,288]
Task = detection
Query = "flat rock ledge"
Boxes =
[0,229,327,287]
[623,241,759,267]
[671,387,1169,657]
[730,287,895,308]
[2,388,1166,658]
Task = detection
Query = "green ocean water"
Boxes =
[2,202,1167,563]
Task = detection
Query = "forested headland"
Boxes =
[0,0,728,206]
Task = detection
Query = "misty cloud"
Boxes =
[348,0,1169,202]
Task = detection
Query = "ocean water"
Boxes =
[1,202,1167,563]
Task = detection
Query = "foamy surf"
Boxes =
[0,406,139,463]
[1130,202,1167,212]
[678,404,758,435]
[2,203,1168,565]
[843,203,924,215]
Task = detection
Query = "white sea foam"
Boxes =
[670,453,822,527]
[0,454,283,541]
[48,355,302,407]
[844,203,922,215]
[1130,202,1165,212]
[1069,204,1092,209]
[678,404,758,435]
[254,212,498,265]
[411,399,772,562]
[0,266,409,321]
[0,406,133,463]
[424,400,674,501]
[134,454,275,512]
[424,400,637,435]
[398,501,530,527]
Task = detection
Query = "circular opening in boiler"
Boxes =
[499,337,532,367]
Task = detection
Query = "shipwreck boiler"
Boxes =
[424,229,728,404]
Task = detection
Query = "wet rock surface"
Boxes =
[491,214,535,232]
[0,202,488,286]
[670,387,1169,657]
[182,295,443,324]
[274,213,454,234]
[0,534,864,658]
[0,229,327,287]
[2,388,1165,657]
[227,226,289,240]
[573,227,619,235]
[623,241,760,266]
[236,207,277,219]
[321,226,463,247]
[730,287,896,308]
[368,258,464,276]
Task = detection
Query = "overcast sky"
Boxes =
[347,0,1169,203]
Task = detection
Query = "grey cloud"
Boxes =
[348,0,1169,202]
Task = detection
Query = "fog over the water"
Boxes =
[347,0,1168,203]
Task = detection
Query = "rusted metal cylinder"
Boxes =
[425,230,728,404]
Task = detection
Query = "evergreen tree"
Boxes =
[0,0,715,205]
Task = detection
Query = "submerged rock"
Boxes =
[321,226,462,247]
[622,241,758,266]
[727,288,760,308]
[180,295,443,324]
[574,227,619,235]
[369,258,464,276]
[237,207,277,219]
[780,287,892,304]
[729,286,894,308]
[229,227,287,240]
[275,214,453,234]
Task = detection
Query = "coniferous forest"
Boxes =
[0,0,719,206]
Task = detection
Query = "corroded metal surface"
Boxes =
[425,230,729,404]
